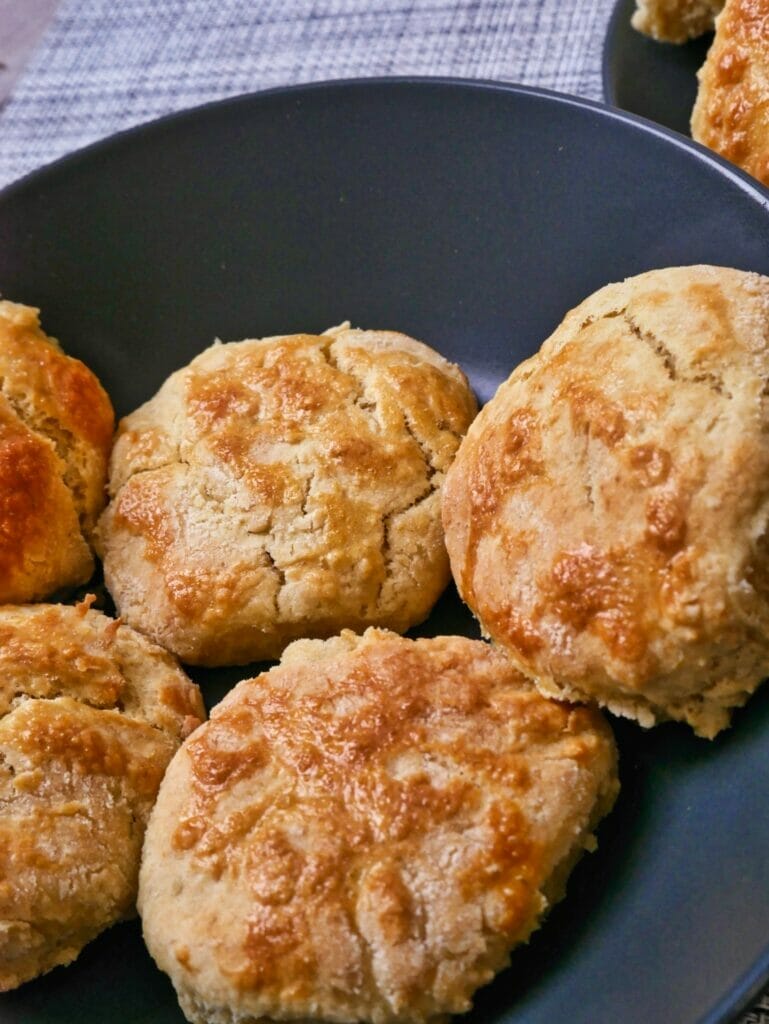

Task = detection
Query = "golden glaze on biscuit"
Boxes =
[443,266,769,737]
[98,327,477,666]
[691,0,769,186]
[139,630,618,1024]
[0,602,204,991]
[0,301,114,603]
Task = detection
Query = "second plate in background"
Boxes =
[602,0,712,135]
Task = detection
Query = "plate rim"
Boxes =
[1,74,769,1024]
[1,75,768,210]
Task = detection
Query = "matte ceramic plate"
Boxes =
[602,0,713,135]
[1,78,769,1024]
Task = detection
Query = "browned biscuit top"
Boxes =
[0,601,204,992]
[691,0,769,186]
[98,327,477,666]
[0,301,114,603]
[139,629,618,1024]
[443,266,769,737]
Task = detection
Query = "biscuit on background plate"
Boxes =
[0,601,204,991]
[139,629,618,1024]
[97,326,477,666]
[0,301,114,603]
[691,0,769,187]
[443,265,769,738]
[632,0,722,42]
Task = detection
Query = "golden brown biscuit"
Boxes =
[632,0,722,41]
[691,0,769,186]
[139,629,618,1024]
[97,326,477,666]
[0,301,114,603]
[0,600,204,991]
[443,266,769,738]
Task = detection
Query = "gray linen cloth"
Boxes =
[0,0,610,187]
[0,2,768,1023]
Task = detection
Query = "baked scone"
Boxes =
[139,629,618,1024]
[691,0,769,187]
[632,0,722,42]
[443,265,769,738]
[0,600,205,991]
[97,326,477,666]
[0,301,114,603]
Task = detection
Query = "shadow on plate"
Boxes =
[602,0,713,136]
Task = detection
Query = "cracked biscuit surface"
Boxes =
[97,326,477,666]
[0,601,205,991]
[443,265,769,738]
[0,301,114,603]
[139,629,618,1024]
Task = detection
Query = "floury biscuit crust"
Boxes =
[98,326,477,666]
[443,266,769,737]
[139,630,617,1024]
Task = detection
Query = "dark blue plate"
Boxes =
[1,78,768,1024]
[602,0,712,136]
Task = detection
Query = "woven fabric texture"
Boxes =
[0,0,613,188]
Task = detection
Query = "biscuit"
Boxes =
[0,601,205,991]
[0,301,114,603]
[442,265,769,738]
[691,0,769,187]
[632,0,722,41]
[97,326,477,666]
[139,629,618,1024]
